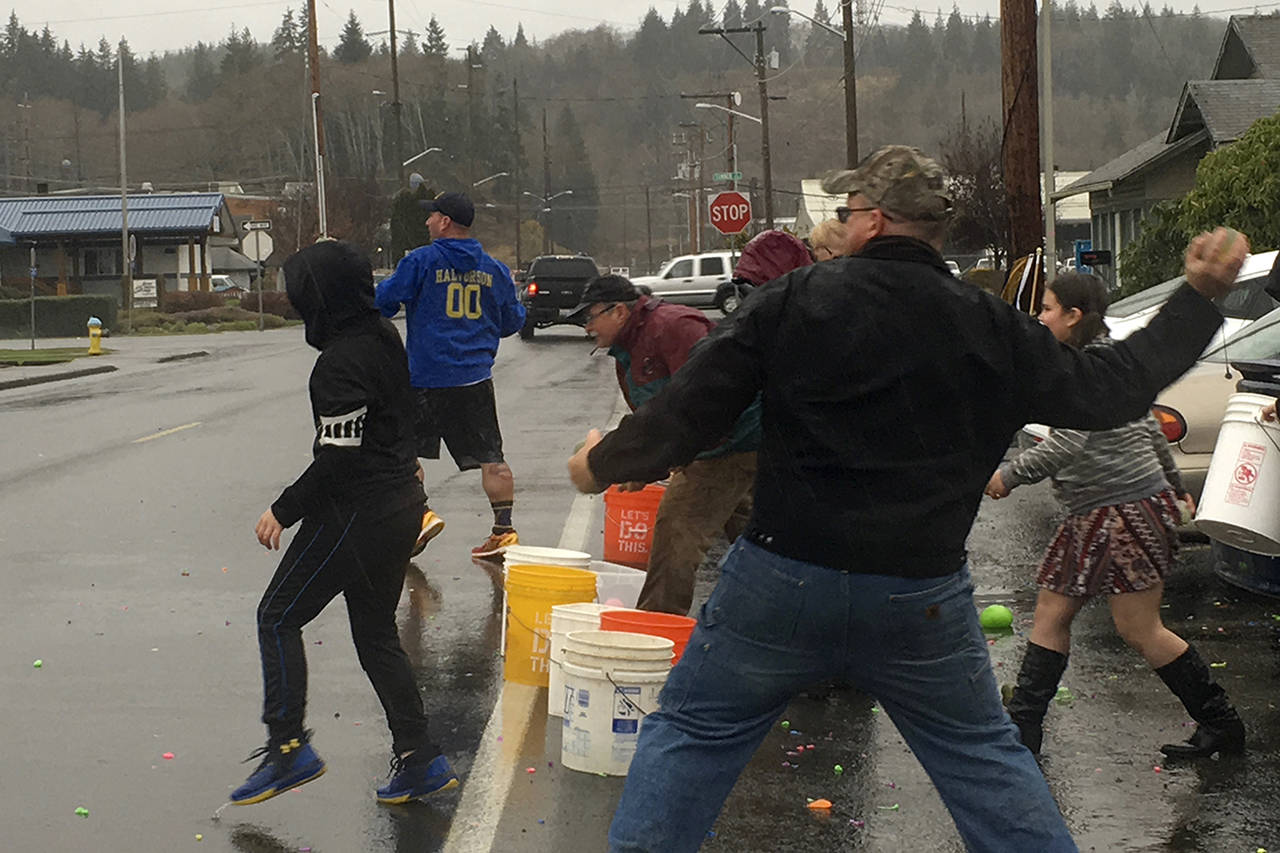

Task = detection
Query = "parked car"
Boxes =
[1018,251,1280,500]
[517,254,600,339]
[629,252,734,309]
[1020,303,1280,501]
[1104,249,1279,351]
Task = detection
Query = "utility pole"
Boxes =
[465,45,478,187]
[754,22,774,229]
[1041,0,1057,282]
[513,78,522,269]
[306,0,327,237]
[117,43,132,332]
[542,106,551,254]
[644,185,653,274]
[841,0,858,166]
[680,91,739,187]
[388,0,404,186]
[698,23,776,228]
[19,92,31,193]
[1001,0,1042,263]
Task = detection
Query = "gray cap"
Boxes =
[820,145,953,222]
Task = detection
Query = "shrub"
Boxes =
[217,320,258,332]
[161,290,227,313]
[169,306,257,325]
[0,294,118,338]
[238,291,299,319]
[183,322,209,334]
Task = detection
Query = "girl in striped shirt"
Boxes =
[986,272,1245,760]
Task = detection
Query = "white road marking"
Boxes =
[132,421,202,443]
[442,396,626,853]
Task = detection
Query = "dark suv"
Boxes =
[518,254,600,339]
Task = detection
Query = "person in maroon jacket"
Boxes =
[567,249,800,614]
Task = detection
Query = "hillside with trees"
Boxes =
[0,4,1223,271]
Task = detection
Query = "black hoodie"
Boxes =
[271,241,424,527]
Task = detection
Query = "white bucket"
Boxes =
[562,628,673,672]
[560,659,669,776]
[548,604,617,718]
[499,546,593,657]
[1196,392,1280,555]
[590,560,648,608]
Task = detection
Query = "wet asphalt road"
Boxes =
[3,323,1280,852]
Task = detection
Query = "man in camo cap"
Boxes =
[572,140,1248,851]
[820,144,954,257]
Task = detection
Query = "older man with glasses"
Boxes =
[568,145,1249,852]
[565,274,770,616]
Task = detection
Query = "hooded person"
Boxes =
[375,191,528,560]
[232,240,458,808]
[718,230,814,313]
[563,227,812,615]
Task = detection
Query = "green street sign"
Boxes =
[713,171,743,182]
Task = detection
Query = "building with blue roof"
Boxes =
[0,192,238,304]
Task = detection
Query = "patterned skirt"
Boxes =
[1037,488,1180,597]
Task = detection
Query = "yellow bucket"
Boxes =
[504,564,598,686]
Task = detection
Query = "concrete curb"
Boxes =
[0,363,118,391]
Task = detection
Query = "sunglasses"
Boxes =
[835,205,878,224]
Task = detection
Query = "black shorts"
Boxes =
[415,379,505,470]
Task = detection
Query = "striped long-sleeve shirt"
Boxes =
[999,413,1184,514]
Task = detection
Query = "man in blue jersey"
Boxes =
[376,192,527,559]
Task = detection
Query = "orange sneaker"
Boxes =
[410,510,445,558]
[471,530,518,559]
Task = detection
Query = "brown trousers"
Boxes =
[636,451,758,615]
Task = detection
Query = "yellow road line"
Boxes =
[133,421,202,443]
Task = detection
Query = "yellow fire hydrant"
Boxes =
[87,316,102,356]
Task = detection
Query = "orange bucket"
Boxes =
[603,483,666,569]
[600,609,697,663]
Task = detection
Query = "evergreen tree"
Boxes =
[481,25,505,65]
[271,8,301,58]
[942,6,969,72]
[401,30,419,57]
[549,104,598,251]
[425,15,449,58]
[142,55,168,106]
[804,0,839,64]
[184,41,218,103]
[221,26,261,77]
[631,8,668,65]
[724,0,743,28]
[513,23,529,48]
[335,11,372,63]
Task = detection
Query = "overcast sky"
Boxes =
[11,0,1252,56]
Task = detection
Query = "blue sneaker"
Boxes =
[230,738,327,805]
[376,753,459,804]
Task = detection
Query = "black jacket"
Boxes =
[271,241,424,527]
[587,236,1223,577]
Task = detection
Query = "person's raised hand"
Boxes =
[1185,227,1249,301]
[568,429,606,494]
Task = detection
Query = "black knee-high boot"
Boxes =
[1154,644,1245,758]
[1006,642,1069,755]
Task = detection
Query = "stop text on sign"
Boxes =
[708,191,752,235]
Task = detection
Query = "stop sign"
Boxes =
[708,191,752,235]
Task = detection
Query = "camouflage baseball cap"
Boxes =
[820,145,953,222]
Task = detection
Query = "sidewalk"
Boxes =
[0,327,302,391]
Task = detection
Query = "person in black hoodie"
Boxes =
[230,240,457,807]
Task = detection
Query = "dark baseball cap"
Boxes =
[419,191,475,227]
[820,145,953,222]
[565,274,639,325]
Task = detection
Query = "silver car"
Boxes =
[630,252,734,308]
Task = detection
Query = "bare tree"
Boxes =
[937,115,1009,268]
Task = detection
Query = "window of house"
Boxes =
[83,248,120,276]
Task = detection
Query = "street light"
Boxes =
[694,102,762,125]
[473,171,509,187]
[770,4,857,166]
[402,147,442,167]
[523,190,573,251]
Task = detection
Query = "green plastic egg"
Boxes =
[980,604,1014,630]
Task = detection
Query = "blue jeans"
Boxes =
[608,539,1077,853]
